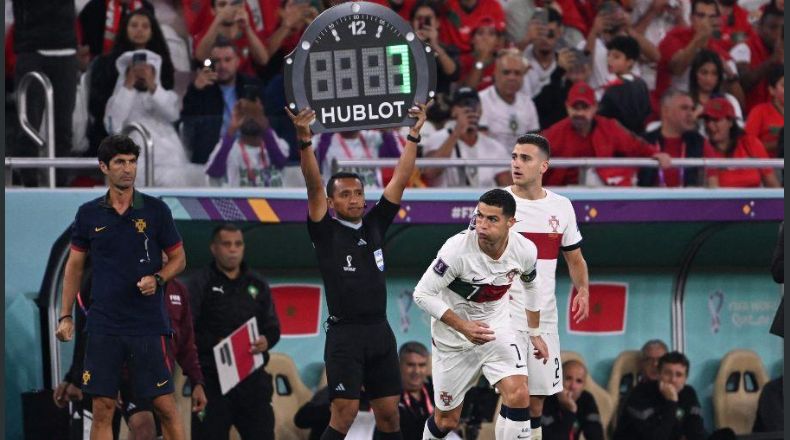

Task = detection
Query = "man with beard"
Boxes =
[182,40,265,165]
[542,82,672,186]
[638,89,713,187]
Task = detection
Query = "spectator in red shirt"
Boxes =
[542,82,671,186]
[702,97,780,187]
[717,0,756,50]
[656,0,733,103]
[439,0,505,54]
[730,5,783,113]
[411,0,461,95]
[639,89,712,187]
[745,65,784,157]
[193,0,270,76]
[459,17,506,91]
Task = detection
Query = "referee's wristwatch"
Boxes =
[154,273,166,287]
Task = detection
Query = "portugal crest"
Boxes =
[134,218,147,233]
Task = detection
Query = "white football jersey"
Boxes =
[413,228,540,351]
[505,187,582,333]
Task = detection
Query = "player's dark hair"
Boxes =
[517,133,551,159]
[326,172,364,197]
[606,35,640,61]
[658,351,690,375]
[399,341,429,359]
[211,223,242,242]
[98,134,140,166]
[767,63,784,89]
[478,189,516,218]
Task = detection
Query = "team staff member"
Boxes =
[55,134,187,440]
[286,101,430,440]
[397,342,434,440]
[505,134,590,440]
[186,223,281,440]
[541,360,604,440]
[54,264,208,439]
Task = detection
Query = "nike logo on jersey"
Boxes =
[552,380,561,388]
[156,380,169,388]
[94,226,107,232]
[516,363,526,368]
[471,276,486,283]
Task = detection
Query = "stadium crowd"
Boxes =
[6,0,784,189]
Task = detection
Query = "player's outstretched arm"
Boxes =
[382,101,430,205]
[56,249,87,342]
[286,107,327,222]
[564,248,590,323]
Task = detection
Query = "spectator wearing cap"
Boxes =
[744,65,783,157]
[479,49,540,152]
[582,1,660,96]
[532,44,595,129]
[598,35,652,135]
[458,17,506,91]
[655,0,734,102]
[702,97,780,188]
[411,1,461,95]
[438,0,505,55]
[639,89,711,187]
[542,82,672,186]
[421,87,510,187]
[730,5,783,113]
[192,0,270,77]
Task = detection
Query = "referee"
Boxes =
[286,102,429,440]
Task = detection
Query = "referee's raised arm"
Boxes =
[382,101,430,205]
[286,107,326,222]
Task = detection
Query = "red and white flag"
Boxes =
[213,317,265,394]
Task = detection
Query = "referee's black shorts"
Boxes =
[324,320,402,401]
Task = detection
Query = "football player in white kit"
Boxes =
[413,189,550,440]
[503,134,591,440]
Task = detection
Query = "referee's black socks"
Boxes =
[375,430,403,440]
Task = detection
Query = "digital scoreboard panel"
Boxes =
[284,1,436,133]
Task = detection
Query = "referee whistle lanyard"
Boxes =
[402,385,434,416]
[656,141,685,187]
[239,140,269,186]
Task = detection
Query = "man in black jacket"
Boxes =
[397,342,434,440]
[186,223,281,440]
[542,360,604,440]
[639,89,709,187]
[614,351,706,440]
[181,40,264,165]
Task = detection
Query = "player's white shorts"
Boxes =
[432,329,528,411]
[518,331,563,396]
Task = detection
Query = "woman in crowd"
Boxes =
[688,49,743,133]
[702,97,780,188]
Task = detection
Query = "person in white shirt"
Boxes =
[479,49,540,154]
[314,130,398,188]
[413,188,549,440]
[421,87,510,187]
[104,49,205,186]
[504,133,591,440]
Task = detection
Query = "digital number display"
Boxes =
[285,2,436,133]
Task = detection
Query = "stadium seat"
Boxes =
[560,351,615,439]
[605,349,641,433]
[267,352,314,440]
[713,349,769,434]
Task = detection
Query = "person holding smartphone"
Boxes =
[182,40,266,166]
[410,1,460,95]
